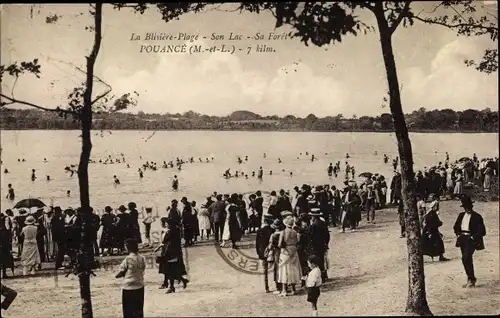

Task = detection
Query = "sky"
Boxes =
[1,2,498,118]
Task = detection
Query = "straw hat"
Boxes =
[309,208,322,217]
[118,205,127,212]
[25,215,36,225]
[281,210,293,218]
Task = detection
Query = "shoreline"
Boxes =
[1,128,498,133]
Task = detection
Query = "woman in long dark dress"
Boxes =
[128,202,142,244]
[100,206,116,255]
[222,194,243,249]
[421,198,448,262]
[181,197,194,247]
[237,194,249,234]
[158,218,189,293]
[295,214,313,287]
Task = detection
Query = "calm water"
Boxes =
[1,130,498,216]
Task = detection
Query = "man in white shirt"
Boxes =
[453,195,486,288]
[116,238,146,318]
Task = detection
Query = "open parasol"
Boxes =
[358,172,373,178]
[13,198,46,210]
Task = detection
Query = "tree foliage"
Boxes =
[2,107,497,132]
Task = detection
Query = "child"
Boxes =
[142,208,155,246]
[115,238,146,318]
[306,255,322,317]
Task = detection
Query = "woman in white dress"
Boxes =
[20,216,41,275]
[277,216,302,296]
[197,204,211,240]
[454,173,463,197]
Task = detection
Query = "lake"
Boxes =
[1,130,498,216]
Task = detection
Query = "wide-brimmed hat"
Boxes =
[263,213,274,221]
[281,210,293,218]
[309,208,322,217]
[118,205,127,212]
[25,215,36,225]
[104,206,113,213]
[283,216,294,227]
[128,202,137,209]
[460,195,474,208]
[64,207,74,214]
[271,219,282,229]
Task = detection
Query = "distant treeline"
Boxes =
[0,107,498,132]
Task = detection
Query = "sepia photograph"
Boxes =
[0,2,498,317]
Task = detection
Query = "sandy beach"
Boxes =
[3,199,499,317]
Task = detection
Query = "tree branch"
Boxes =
[389,1,411,35]
[412,14,498,37]
[43,56,113,105]
[0,93,75,115]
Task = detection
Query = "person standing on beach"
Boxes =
[255,214,274,293]
[0,210,15,278]
[142,207,155,246]
[128,202,142,245]
[115,238,146,318]
[453,195,486,288]
[305,255,322,317]
[308,209,330,282]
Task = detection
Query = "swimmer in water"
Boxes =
[31,169,36,181]
[67,190,71,197]
[6,183,15,201]
[46,175,51,181]
[113,175,120,185]
[172,175,179,190]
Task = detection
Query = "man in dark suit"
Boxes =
[254,191,264,223]
[255,215,274,293]
[390,172,402,204]
[453,195,486,288]
[209,195,226,243]
[309,209,330,282]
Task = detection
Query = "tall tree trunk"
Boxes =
[373,4,433,316]
[77,3,103,318]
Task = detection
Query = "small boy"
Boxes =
[142,207,155,246]
[306,255,322,317]
[115,239,146,318]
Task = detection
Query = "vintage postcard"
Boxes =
[0,2,498,317]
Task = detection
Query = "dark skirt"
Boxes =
[122,287,144,318]
[421,230,445,257]
[159,255,187,279]
[144,224,151,239]
[307,286,320,303]
[99,227,114,249]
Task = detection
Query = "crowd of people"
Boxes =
[0,151,497,317]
